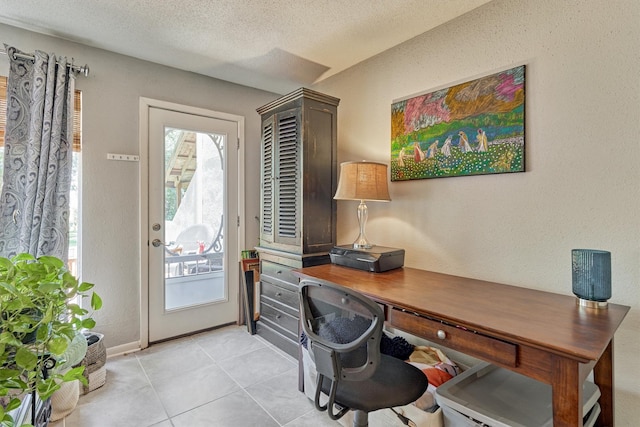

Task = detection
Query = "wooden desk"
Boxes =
[294,264,629,427]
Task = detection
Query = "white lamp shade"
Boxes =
[334,161,391,202]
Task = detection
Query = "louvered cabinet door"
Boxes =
[273,109,301,247]
[259,116,275,244]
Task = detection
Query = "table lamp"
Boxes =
[334,161,391,249]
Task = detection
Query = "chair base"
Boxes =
[353,409,368,427]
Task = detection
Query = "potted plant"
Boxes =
[0,253,102,426]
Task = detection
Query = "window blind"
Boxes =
[0,75,82,152]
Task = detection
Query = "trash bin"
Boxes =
[435,362,600,427]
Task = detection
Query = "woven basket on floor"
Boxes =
[84,332,106,366]
[84,365,107,394]
[80,332,107,394]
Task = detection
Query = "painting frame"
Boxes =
[391,65,525,181]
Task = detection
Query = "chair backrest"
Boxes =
[173,223,215,254]
[299,278,383,383]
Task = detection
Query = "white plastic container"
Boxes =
[435,362,600,427]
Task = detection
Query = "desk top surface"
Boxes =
[294,264,630,362]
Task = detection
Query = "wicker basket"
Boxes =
[80,332,106,395]
[50,379,80,421]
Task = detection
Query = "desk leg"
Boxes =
[593,339,614,427]
[552,355,583,426]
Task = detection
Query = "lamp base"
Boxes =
[352,201,372,249]
[352,239,373,249]
[576,298,608,309]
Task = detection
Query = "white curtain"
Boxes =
[0,45,75,260]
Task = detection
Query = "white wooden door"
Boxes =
[147,106,239,342]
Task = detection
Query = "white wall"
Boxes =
[313,0,639,423]
[0,23,277,349]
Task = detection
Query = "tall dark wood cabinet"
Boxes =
[255,88,339,357]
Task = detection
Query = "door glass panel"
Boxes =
[163,128,225,310]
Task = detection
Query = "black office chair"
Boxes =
[299,278,428,427]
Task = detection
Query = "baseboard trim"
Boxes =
[106,341,141,358]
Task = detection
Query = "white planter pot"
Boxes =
[50,379,80,421]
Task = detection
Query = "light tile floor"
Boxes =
[49,325,344,427]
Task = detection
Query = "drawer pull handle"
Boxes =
[276,314,282,319]
[275,292,282,297]
[437,330,446,340]
[277,270,283,274]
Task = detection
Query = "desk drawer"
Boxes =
[390,308,517,368]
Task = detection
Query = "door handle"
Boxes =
[152,239,168,247]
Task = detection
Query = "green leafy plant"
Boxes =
[0,253,102,426]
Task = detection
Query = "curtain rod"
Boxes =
[0,47,89,77]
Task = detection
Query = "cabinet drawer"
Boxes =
[261,260,299,289]
[256,321,299,358]
[261,279,299,316]
[390,308,517,368]
[260,301,298,337]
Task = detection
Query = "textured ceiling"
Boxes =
[0,0,492,94]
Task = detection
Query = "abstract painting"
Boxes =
[391,65,525,181]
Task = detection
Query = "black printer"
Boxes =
[329,245,405,272]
